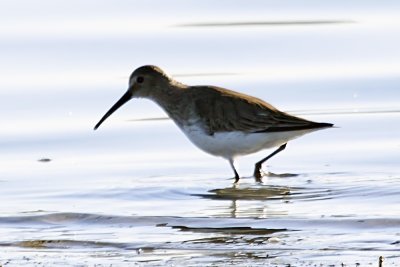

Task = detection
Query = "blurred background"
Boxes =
[0,1,399,266]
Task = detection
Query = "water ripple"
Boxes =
[1,212,399,232]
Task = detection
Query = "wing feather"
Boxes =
[192,86,332,134]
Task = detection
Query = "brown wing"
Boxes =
[192,86,332,134]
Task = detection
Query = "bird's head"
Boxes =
[94,65,170,130]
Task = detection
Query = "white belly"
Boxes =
[181,124,317,160]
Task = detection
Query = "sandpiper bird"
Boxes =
[94,65,333,183]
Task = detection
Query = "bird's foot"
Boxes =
[253,164,265,183]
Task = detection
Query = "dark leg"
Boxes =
[253,143,287,182]
[229,159,240,183]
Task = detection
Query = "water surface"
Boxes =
[0,1,399,266]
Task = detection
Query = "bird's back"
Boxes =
[184,85,332,135]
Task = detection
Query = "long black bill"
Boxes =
[94,91,132,130]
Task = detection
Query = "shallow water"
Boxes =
[1,1,400,266]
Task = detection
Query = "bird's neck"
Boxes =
[148,82,190,124]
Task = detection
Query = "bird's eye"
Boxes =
[136,76,144,83]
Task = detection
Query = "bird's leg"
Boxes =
[229,159,240,183]
[253,143,287,182]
